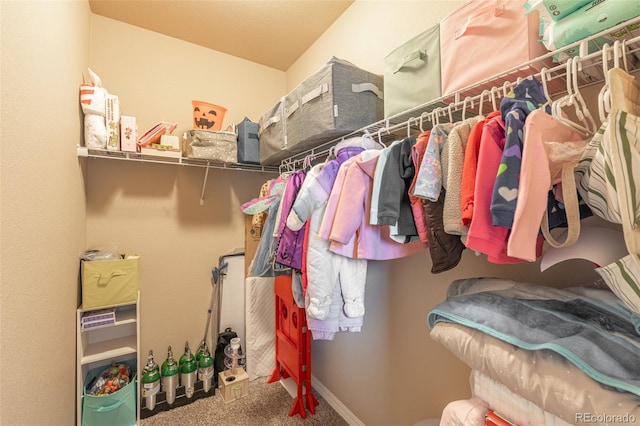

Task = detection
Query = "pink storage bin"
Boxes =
[440,0,551,96]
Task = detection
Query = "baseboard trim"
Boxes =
[311,374,365,426]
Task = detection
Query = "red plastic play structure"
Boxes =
[268,275,319,419]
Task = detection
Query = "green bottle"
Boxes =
[195,340,207,363]
[161,346,179,405]
[141,350,161,410]
[180,347,197,398]
[179,341,191,368]
[197,342,214,393]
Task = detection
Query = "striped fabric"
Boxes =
[595,254,640,315]
[575,67,640,316]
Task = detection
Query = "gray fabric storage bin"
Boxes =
[296,57,384,149]
[258,57,383,166]
[237,117,260,164]
[284,87,303,157]
[258,97,287,165]
[184,129,237,162]
[383,25,441,118]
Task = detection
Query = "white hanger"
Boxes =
[570,55,597,134]
[431,107,441,126]
[478,90,490,116]
[539,67,553,109]
[447,104,455,123]
[461,96,474,120]
[419,111,430,132]
[490,86,499,111]
[406,117,417,138]
[551,57,595,137]
[502,81,513,98]
[377,126,390,146]
[597,43,612,123]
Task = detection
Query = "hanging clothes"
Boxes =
[420,127,465,274]
[465,112,534,263]
[442,115,483,239]
[508,109,588,261]
[490,76,548,228]
[370,140,402,226]
[285,149,368,321]
[460,111,501,226]
[378,136,419,242]
[275,169,307,270]
[413,123,455,201]
[319,150,427,260]
[408,131,430,243]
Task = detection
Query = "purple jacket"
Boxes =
[275,169,307,270]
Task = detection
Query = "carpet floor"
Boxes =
[139,377,349,426]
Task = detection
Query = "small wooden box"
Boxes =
[218,369,249,403]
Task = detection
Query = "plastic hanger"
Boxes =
[406,117,417,137]
[447,103,456,123]
[478,90,490,116]
[539,67,553,110]
[377,126,390,146]
[570,54,597,134]
[597,43,612,123]
[461,96,474,120]
[551,57,595,137]
[430,107,441,126]
[419,111,430,132]
[490,86,498,111]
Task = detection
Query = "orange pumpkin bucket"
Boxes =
[192,100,227,131]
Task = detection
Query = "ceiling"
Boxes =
[89,0,354,71]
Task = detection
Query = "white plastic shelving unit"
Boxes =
[76,291,140,425]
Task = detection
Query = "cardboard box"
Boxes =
[120,116,137,152]
[81,255,139,309]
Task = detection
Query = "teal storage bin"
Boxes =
[82,360,137,426]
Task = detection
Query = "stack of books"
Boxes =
[81,308,116,329]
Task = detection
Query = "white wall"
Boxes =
[0,1,90,424]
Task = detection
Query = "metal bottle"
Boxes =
[180,347,198,398]
[178,340,190,386]
[161,346,179,405]
[195,340,207,363]
[141,350,161,410]
[197,342,214,393]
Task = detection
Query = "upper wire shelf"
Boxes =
[78,146,279,174]
[278,15,640,173]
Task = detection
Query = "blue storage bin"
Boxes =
[237,117,260,164]
[82,360,137,426]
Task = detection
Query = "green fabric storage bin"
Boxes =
[82,360,137,426]
[81,255,139,310]
[384,25,441,118]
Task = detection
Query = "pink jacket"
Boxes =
[508,110,586,261]
[319,150,427,260]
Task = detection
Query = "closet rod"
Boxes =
[278,16,640,173]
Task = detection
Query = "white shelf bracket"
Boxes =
[200,164,210,206]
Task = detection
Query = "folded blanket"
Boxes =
[428,278,640,396]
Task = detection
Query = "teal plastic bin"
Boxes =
[82,360,137,426]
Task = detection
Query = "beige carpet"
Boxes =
[140,377,349,426]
